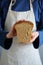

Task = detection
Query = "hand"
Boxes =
[30,32,39,43]
[6,23,17,38]
[6,20,25,38]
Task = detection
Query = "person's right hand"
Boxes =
[6,20,27,38]
[6,23,17,38]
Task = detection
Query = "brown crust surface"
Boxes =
[15,20,34,27]
[14,20,34,31]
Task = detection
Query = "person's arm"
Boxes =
[32,0,43,48]
[0,0,13,50]
[38,0,43,47]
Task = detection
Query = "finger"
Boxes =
[30,32,39,43]
[30,35,39,43]
[31,32,39,38]
[34,32,39,39]
[32,32,39,36]
[30,37,35,43]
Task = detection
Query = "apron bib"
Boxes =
[4,0,42,65]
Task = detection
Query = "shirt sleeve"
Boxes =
[37,0,43,48]
[4,37,13,50]
[0,0,12,50]
[32,0,43,48]
[39,0,43,46]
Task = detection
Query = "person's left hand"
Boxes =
[30,32,39,43]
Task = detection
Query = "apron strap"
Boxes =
[30,0,33,12]
[30,0,31,10]
[9,0,16,10]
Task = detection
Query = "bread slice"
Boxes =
[14,20,34,44]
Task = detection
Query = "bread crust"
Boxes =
[15,20,34,28]
[14,20,34,44]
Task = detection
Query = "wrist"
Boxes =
[6,33,12,38]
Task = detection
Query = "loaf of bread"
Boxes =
[14,20,34,44]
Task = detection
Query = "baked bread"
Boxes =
[14,20,34,44]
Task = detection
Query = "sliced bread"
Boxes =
[14,20,34,44]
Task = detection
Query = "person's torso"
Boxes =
[5,0,37,52]
[0,0,41,26]
[4,1,42,65]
